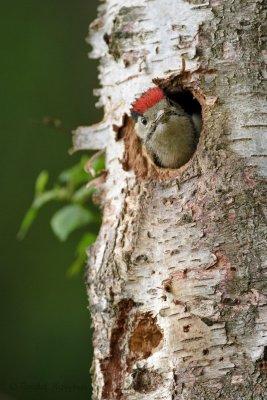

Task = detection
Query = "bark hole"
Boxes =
[167,87,202,154]
[129,313,163,359]
[183,324,191,332]
[132,367,163,393]
[119,86,203,180]
[153,76,204,153]
[165,88,202,131]
[116,67,209,180]
[100,299,135,400]
[148,87,202,170]
[259,347,267,372]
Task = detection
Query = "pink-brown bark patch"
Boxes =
[129,313,163,359]
[100,299,135,400]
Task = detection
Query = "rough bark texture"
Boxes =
[73,0,267,399]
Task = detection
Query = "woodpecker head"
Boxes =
[131,87,178,141]
[130,87,200,168]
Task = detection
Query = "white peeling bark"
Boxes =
[74,1,267,399]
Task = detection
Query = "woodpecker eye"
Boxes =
[140,116,148,126]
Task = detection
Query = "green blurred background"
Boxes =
[0,1,100,399]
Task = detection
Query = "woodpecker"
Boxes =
[130,87,201,168]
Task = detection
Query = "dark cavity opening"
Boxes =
[260,346,267,370]
[128,85,203,176]
[156,88,202,169]
[165,88,202,117]
[183,324,191,332]
[151,87,202,169]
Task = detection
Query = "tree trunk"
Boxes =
[73,0,266,399]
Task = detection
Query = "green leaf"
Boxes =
[18,189,67,240]
[33,189,63,209]
[92,155,105,174]
[72,185,95,203]
[66,257,84,278]
[50,204,94,241]
[59,156,89,187]
[77,232,96,253]
[17,207,38,240]
[35,170,49,195]
[66,232,96,277]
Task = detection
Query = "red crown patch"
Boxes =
[131,87,165,115]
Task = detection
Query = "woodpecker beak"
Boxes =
[146,110,168,142]
[155,110,165,123]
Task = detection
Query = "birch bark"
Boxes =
[73,0,267,399]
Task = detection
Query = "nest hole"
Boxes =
[121,85,203,180]
[155,87,202,167]
[165,88,202,117]
[149,85,202,170]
